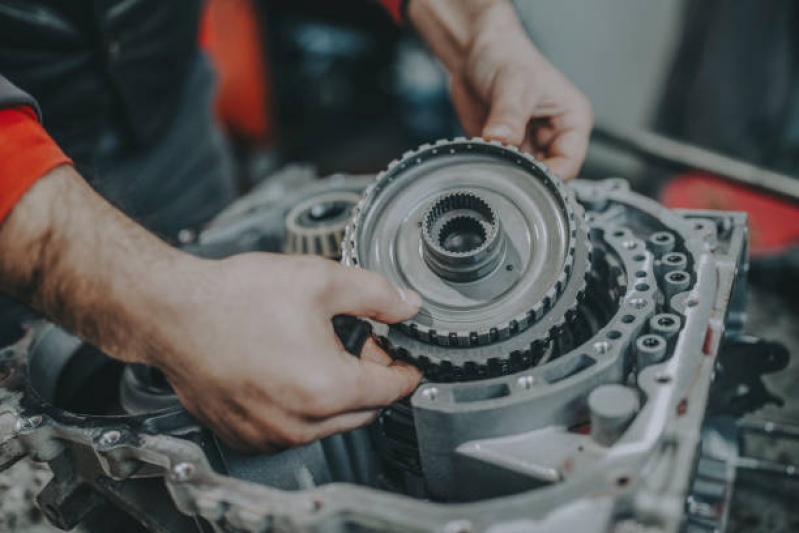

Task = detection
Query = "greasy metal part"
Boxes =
[0,147,752,533]
[342,138,590,379]
[593,122,799,203]
[420,190,505,282]
[284,191,361,259]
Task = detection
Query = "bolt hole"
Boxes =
[506,264,514,271]
[642,336,661,348]
[622,314,635,324]
[616,476,630,487]
[635,283,650,292]
[635,270,646,278]
[669,272,687,282]
[633,254,646,262]
[658,317,676,327]
[606,330,622,340]
[656,374,672,384]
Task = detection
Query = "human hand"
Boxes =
[150,254,422,452]
[410,0,593,179]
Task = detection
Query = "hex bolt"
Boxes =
[172,462,196,482]
[588,385,640,447]
[98,430,121,447]
[636,334,668,369]
[659,252,687,275]
[649,313,681,343]
[663,270,690,299]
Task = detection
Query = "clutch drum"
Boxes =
[343,139,591,380]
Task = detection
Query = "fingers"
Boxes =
[359,336,393,366]
[345,358,422,410]
[482,76,528,147]
[540,122,591,180]
[321,263,421,323]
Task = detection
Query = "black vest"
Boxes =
[0,0,203,166]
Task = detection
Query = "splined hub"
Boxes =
[421,191,504,282]
[343,138,591,380]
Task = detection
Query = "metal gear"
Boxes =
[342,138,591,380]
[284,190,361,259]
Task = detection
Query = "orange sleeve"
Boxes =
[0,107,72,223]
[378,0,405,24]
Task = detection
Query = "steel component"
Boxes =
[588,384,640,446]
[0,142,756,533]
[342,138,590,379]
[284,190,361,259]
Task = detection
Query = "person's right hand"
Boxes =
[147,253,423,452]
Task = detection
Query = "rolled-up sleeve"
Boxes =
[0,76,72,223]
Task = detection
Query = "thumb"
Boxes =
[323,264,421,323]
[482,77,528,147]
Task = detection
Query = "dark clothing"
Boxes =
[0,0,204,168]
[658,0,799,173]
[0,1,236,336]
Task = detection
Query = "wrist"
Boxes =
[408,0,522,77]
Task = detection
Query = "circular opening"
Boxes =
[666,254,682,263]
[308,202,348,222]
[439,217,486,253]
[658,316,675,327]
[669,272,687,282]
[655,234,671,242]
[606,330,622,340]
[633,254,646,262]
[622,314,635,324]
[616,476,630,487]
[656,374,672,384]
[613,230,625,238]
[635,270,646,278]
[635,283,650,292]
[642,336,661,348]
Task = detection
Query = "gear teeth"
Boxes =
[341,138,591,381]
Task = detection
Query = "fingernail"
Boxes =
[397,287,422,309]
[484,125,512,141]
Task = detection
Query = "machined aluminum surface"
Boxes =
[342,138,591,379]
[0,148,751,533]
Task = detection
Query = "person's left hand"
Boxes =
[410,0,593,180]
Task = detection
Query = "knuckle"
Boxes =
[275,425,314,448]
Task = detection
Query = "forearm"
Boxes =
[0,165,199,364]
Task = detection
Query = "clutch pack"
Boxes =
[0,139,758,533]
[342,139,590,380]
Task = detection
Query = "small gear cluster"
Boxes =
[342,138,590,380]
